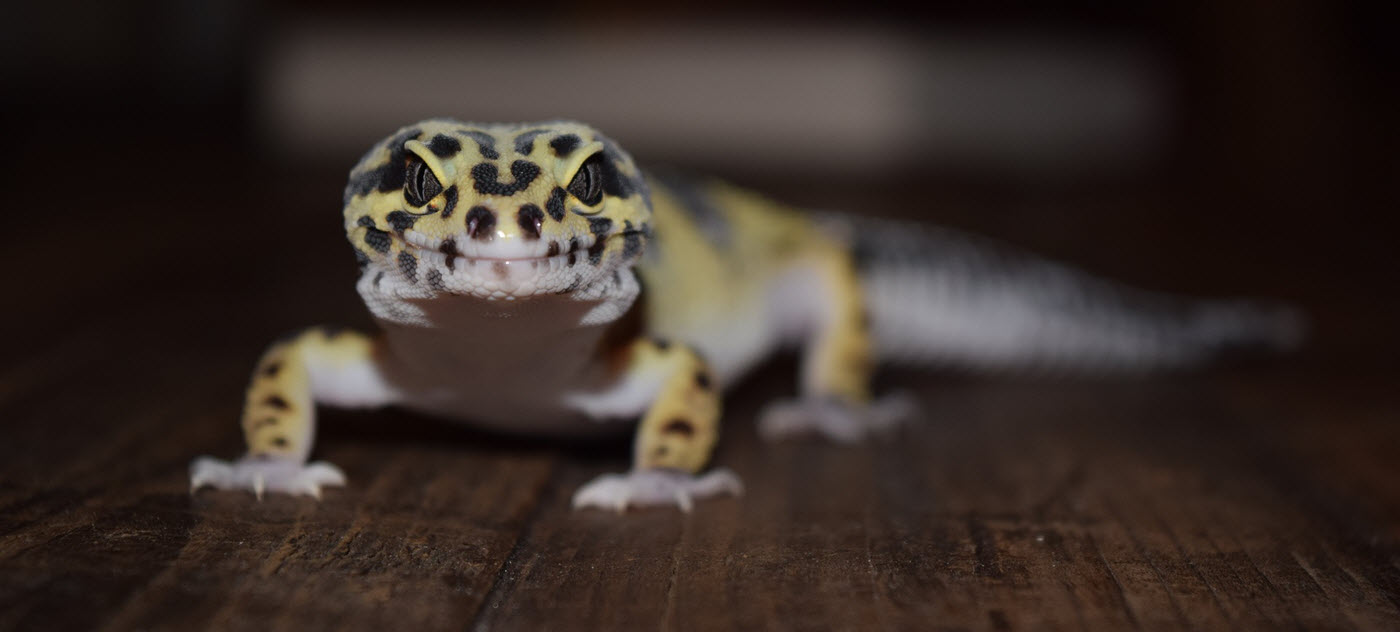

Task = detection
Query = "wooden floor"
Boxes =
[2,142,1398,631]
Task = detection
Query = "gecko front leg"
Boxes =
[567,338,742,512]
[190,326,398,499]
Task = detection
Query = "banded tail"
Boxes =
[841,217,1304,372]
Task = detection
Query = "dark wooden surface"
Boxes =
[1,142,1398,632]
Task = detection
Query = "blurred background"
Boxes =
[2,1,1394,364]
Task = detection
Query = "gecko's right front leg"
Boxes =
[190,326,398,499]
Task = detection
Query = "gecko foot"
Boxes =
[189,455,346,500]
[757,393,918,443]
[571,468,743,513]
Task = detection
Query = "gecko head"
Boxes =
[342,119,652,301]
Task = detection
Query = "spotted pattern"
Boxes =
[344,120,653,303]
[398,251,418,282]
[360,215,391,253]
[622,220,645,260]
[471,161,540,196]
[441,185,459,218]
[386,210,417,232]
[661,418,695,437]
[427,134,461,158]
[344,127,422,204]
[264,395,290,410]
[587,217,613,241]
[545,187,567,221]
[459,130,500,160]
[513,129,550,155]
[549,134,581,157]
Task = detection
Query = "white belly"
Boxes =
[374,293,625,436]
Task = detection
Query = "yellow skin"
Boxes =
[191,119,877,511]
[189,118,1297,509]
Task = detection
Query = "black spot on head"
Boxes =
[653,445,669,458]
[270,436,289,448]
[459,130,500,160]
[386,210,417,233]
[661,418,695,437]
[470,161,540,196]
[653,338,671,351]
[363,227,391,253]
[587,216,613,240]
[398,251,418,283]
[427,134,461,158]
[357,216,376,228]
[264,395,290,410]
[517,204,544,239]
[694,371,712,390]
[549,134,581,157]
[465,206,496,241]
[344,127,422,204]
[441,185,458,218]
[262,362,281,377]
[513,129,550,155]
[426,268,445,291]
[587,238,607,264]
[545,187,567,221]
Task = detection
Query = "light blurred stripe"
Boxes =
[260,20,1165,173]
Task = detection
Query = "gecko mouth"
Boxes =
[387,230,625,300]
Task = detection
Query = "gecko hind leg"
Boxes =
[759,248,918,442]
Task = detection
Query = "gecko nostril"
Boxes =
[517,204,545,240]
[465,206,496,241]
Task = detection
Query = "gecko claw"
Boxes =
[572,468,742,513]
[757,393,918,443]
[189,455,346,500]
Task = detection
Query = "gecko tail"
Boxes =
[838,216,1305,373]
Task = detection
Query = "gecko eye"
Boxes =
[567,154,604,206]
[404,157,443,207]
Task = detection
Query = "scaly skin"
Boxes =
[191,118,1300,512]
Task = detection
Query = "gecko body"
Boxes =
[190,119,1300,510]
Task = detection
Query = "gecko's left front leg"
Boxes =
[190,326,398,499]
[567,338,742,512]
